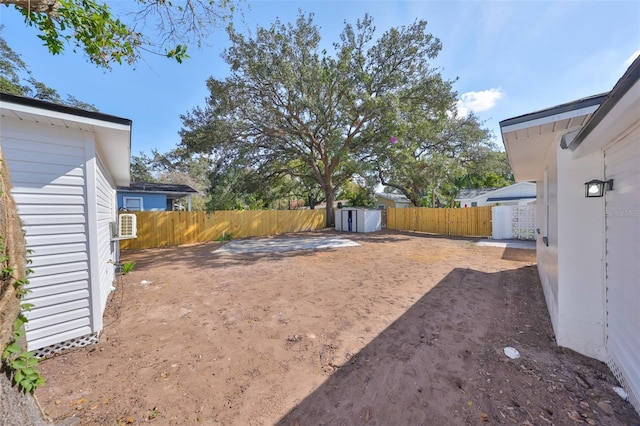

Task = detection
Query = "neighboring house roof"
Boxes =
[118,182,198,195]
[0,92,132,186]
[455,188,498,200]
[375,192,413,204]
[486,195,536,202]
[455,182,536,202]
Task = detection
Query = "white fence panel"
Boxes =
[513,204,536,240]
[492,205,536,240]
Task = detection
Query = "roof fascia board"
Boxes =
[499,94,607,130]
[0,93,131,128]
[2,100,131,132]
[486,196,536,202]
[500,104,600,134]
[118,190,196,195]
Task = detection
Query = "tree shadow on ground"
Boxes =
[276,265,639,426]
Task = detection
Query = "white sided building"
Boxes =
[500,57,640,414]
[0,94,134,356]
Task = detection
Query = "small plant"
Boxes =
[0,238,44,394]
[2,314,45,393]
[215,231,233,242]
[148,406,160,420]
[120,261,136,275]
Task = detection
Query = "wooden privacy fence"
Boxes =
[119,210,327,250]
[386,206,492,237]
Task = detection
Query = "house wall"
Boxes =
[536,144,559,336]
[556,144,606,361]
[1,117,94,351]
[473,183,537,206]
[376,197,412,209]
[117,192,167,211]
[87,152,118,329]
[603,126,640,413]
[376,197,396,209]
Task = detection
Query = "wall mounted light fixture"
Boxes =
[584,179,614,197]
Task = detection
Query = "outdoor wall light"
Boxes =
[584,179,614,198]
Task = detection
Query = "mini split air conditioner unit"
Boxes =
[111,214,137,240]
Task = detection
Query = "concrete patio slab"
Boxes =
[214,235,360,254]
[476,239,536,250]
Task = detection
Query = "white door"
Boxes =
[603,130,640,412]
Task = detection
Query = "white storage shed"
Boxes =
[0,93,132,356]
[335,208,381,233]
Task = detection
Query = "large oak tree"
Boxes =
[180,13,459,226]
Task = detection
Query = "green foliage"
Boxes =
[180,12,455,225]
[0,237,44,394]
[215,232,234,242]
[120,261,136,275]
[339,180,375,208]
[373,113,503,207]
[2,315,45,394]
[6,0,240,68]
[129,152,156,184]
[0,27,97,109]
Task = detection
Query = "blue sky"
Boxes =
[2,1,639,156]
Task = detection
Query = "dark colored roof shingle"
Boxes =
[118,182,198,194]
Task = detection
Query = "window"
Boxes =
[123,197,143,211]
[471,202,478,207]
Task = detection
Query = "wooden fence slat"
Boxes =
[119,210,327,250]
[387,206,492,237]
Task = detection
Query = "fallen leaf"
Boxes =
[69,398,86,406]
[480,412,489,421]
[364,409,371,422]
[597,400,614,415]
[568,410,584,423]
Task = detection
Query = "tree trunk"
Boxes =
[325,188,335,228]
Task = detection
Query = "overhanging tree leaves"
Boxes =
[0,29,97,109]
[1,0,241,68]
[180,13,458,226]
[373,112,496,207]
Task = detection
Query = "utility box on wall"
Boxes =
[335,208,381,233]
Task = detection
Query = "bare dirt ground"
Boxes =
[35,230,639,425]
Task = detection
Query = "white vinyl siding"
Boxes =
[604,127,640,413]
[1,119,93,351]
[95,155,117,316]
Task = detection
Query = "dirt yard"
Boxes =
[35,230,639,425]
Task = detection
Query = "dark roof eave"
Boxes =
[486,196,536,202]
[564,56,640,151]
[118,189,198,196]
[0,92,131,126]
[499,93,608,129]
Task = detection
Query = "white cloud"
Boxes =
[623,49,640,68]
[456,88,504,117]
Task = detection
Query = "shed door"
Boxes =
[603,129,640,412]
